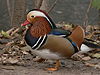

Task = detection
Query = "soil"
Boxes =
[0,58,100,75]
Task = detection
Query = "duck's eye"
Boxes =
[31,15,34,17]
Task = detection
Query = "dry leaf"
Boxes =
[82,56,91,61]
[85,62,100,69]
[6,41,14,46]
[11,28,19,36]
[7,57,19,64]
[85,62,95,67]
[0,57,2,61]
[62,25,73,31]
[94,64,100,69]
[92,53,100,58]
[0,33,3,38]
[21,47,30,51]
[71,53,84,60]
[6,27,16,35]
[22,51,29,55]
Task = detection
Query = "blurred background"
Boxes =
[0,0,99,30]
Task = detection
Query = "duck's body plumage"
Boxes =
[22,9,86,71]
[24,19,82,60]
[25,30,76,60]
[24,16,80,59]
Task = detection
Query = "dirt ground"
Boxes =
[0,58,100,75]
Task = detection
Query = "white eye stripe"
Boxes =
[28,11,52,26]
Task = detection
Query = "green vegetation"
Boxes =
[92,0,100,9]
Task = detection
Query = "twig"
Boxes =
[1,66,15,70]
[83,0,93,26]
[47,0,58,13]
[98,10,100,24]
[11,0,15,26]
[11,28,19,36]
[6,0,11,18]
[6,27,16,35]
[36,0,44,9]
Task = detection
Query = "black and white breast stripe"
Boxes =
[25,30,47,50]
[32,34,47,49]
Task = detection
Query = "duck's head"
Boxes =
[21,9,56,28]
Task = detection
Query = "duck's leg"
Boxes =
[46,60,61,71]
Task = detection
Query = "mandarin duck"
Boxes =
[21,9,99,71]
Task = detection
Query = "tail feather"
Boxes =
[80,44,93,53]
[80,42,100,53]
[69,26,85,48]
[83,38,100,48]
